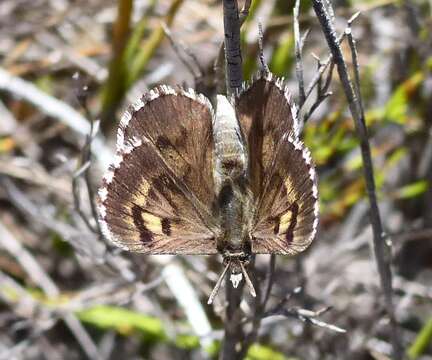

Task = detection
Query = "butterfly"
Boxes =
[98,71,319,304]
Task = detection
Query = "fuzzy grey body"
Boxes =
[213,96,253,270]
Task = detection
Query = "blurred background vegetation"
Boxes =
[0,0,431,359]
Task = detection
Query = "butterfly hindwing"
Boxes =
[98,87,218,254]
[250,135,319,254]
[236,72,319,255]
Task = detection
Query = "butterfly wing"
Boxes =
[98,87,219,254]
[236,72,319,255]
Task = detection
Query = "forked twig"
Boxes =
[72,74,102,235]
[302,54,334,123]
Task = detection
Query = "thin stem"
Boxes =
[294,0,306,107]
[223,0,243,95]
[262,255,276,307]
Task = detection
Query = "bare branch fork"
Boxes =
[294,0,360,128]
[310,1,403,359]
[72,73,102,236]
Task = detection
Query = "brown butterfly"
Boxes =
[98,72,319,304]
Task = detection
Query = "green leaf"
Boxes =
[35,75,54,94]
[77,305,165,339]
[175,334,200,349]
[78,305,218,352]
[383,85,408,124]
[408,318,432,359]
[387,148,407,167]
[270,34,294,77]
[383,72,423,124]
[395,180,428,199]
[246,344,297,360]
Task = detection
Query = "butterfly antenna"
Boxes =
[208,262,230,304]
[240,262,256,298]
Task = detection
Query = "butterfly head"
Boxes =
[208,252,256,304]
[224,253,256,296]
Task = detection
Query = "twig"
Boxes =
[258,22,269,73]
[302,55,334,123]
[214,0,252,94]
[220,280,246,360]
[262,255,276,307]
[311,2,403,359]
[72,161,95,232]
[265,306,346,333]
[223,0,243,95]
[261,288,345,333]
[294,0,306,107]
[301,12,360,126]
[240,286,345,334]
[239,0,252,23]
[71,76,102,235]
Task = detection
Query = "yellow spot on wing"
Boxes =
[279,211,293,234]
[284,177,297,203]
[132,180,150,207]
[141,212,163,233]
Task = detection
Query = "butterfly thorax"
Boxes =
[213,95,253,270]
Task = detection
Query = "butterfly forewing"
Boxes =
[98,87,219,254]
[117,86,216,209]
[235,73,300,199]
[236,72,319,255]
